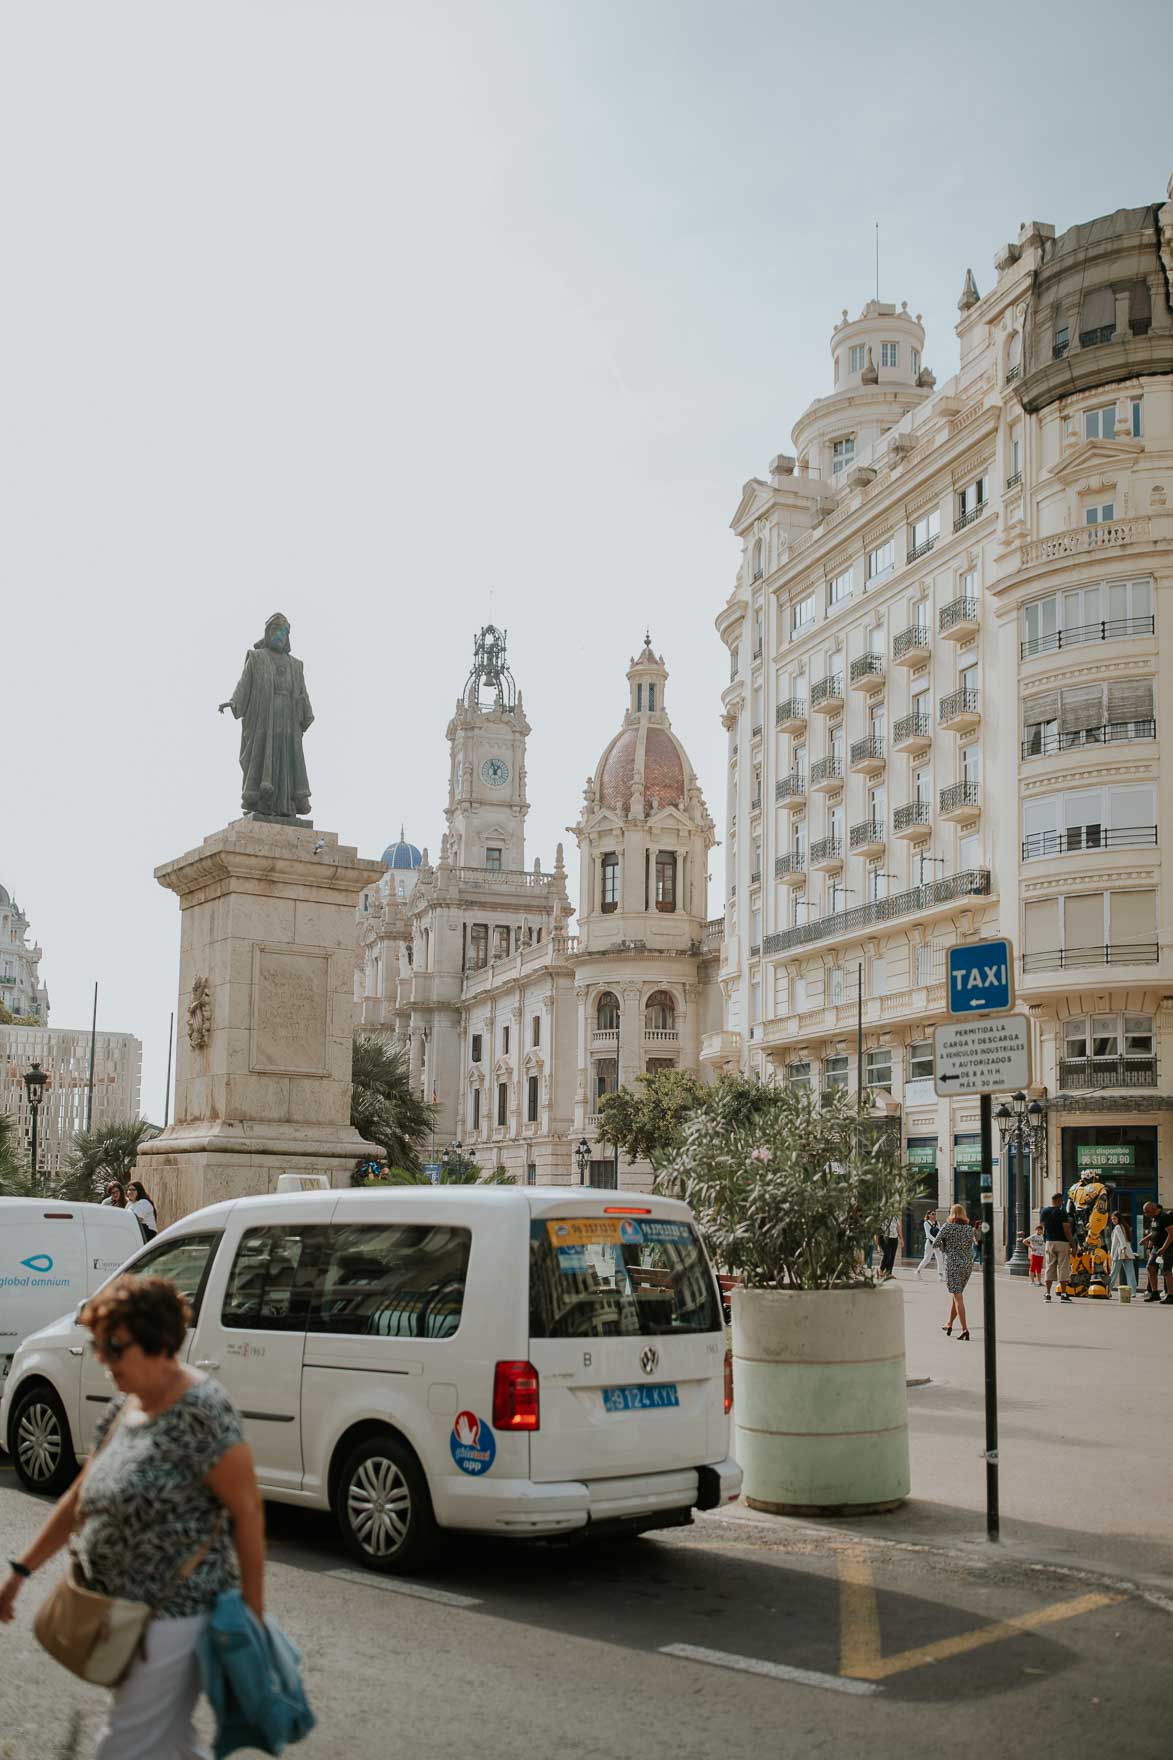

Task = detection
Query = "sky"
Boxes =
[2,0,1170,1122]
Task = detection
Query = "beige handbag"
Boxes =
[34,1404,222,1687]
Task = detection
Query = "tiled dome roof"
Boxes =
[381,834,422,871]
[597,725,688,814]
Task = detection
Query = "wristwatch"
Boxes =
[8,1560,31,1579]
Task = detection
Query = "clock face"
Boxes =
[481,757,510,788]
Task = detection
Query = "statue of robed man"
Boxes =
[219,613,314,820]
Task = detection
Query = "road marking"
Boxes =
[843,1591,1123,1681]
[327,1568,481,1608]
[661,1643,880,1696]
[838,1547,881,1675]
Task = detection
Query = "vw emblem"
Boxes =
[640,1346,659,1376]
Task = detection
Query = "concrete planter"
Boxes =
[732,1284,909,1515]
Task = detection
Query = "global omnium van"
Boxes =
[1,1185,741,1569]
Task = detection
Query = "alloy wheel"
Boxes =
[346,1456,412,1558]
[17,1401,63,1484]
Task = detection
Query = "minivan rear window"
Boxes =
[529,1217,721,1339]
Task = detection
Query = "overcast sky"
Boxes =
[3,0,1169,1122]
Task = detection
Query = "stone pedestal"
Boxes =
[137,820,385,1226]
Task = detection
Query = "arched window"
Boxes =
[596,992,620,1032]
[601,852,619,912]
[1005,331,1021,381]
[751,537,764,580]
[645,990,675,1032]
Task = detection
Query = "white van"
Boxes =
[0,1199,144,1391]
[1,1186,741,1568]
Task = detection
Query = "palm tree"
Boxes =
[351,1036,435,1175]
[65,1119,160,1200]
[0,1113,23,1189]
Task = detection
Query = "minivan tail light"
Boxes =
[724,1348,734,1416]
[603,1206,652,1215]
[493,1360,540,1431]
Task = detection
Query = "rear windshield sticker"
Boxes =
[637,1219,693,1245]
[556,1246,590,1273]
[450,1411,496,1476]
[547,1218,642,1247]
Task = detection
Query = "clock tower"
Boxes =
[445,625,530,871]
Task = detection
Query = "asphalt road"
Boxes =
[1,1469,1169,1760]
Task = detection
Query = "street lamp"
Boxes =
[23,1062,47,1184]
[575,1136,591,1185]
[440,1139,462,1181]
[995,1091,1048,1275]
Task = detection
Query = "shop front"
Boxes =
[1060,1128,1157,1254]
[904,1138,938,1261]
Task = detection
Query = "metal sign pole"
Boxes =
[980,1090,999,1542]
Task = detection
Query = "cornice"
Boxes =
[1020,652,1156,690]
[1020,759,1156,793]
[1020,868,1158,894]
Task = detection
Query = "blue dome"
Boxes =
[382,836,422,871]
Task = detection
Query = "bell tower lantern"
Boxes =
[445,625,531,872]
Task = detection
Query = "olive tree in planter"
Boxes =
[657,1083,919,1515]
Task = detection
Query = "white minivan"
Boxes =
[1,1186,741,1568]
[0,1198,143,1393]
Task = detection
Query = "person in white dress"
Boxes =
[915,1210,944,1279]
[1109,1211,1137,1293]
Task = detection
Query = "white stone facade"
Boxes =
[1,1025,142,1174]
[0,884,48,1023]
[355,631,722,1186]
[717,176,1173,1245]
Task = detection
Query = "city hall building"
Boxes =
[713,177,1173,1248]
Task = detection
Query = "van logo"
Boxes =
[640,1346,658,1376]
[20,1255,54,1274]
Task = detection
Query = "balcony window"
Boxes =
[1085,502,1115,526]
[866,541,894,586]
[485,847,502,871]
[1020,577,1154,658]
[908,508,940,560]
[1053,325,1069,359]
[655,851,677,912]
[880,342,898,368]
[469,924,489,970]
[1022,783,1156,860]
[849,344,866,373]
[645,991,676,1032]
[955,475,988,530]
[1083,403,1139,441]
[791,592,818,634]
[831,437,856,478]
[596,991,620,1032]
[1078,287,1115,349]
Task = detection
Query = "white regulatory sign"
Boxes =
[933,1013,1031,1098]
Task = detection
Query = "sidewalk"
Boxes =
[725,1268,1173,1597]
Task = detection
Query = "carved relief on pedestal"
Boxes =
[187,977,212,1051]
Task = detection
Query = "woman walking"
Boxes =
[125,1181,159,1241]
[915,1210,943,1279]
[936,1203,981,1340]
[1109,1211,1138,1294]
[0,1275,263,1759]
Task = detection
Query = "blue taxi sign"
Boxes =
[947,938,1015,1015]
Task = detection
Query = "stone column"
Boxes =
[137,820,385,1225]
[1113,288,1132,343]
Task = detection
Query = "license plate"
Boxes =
[602,1383,679,1413]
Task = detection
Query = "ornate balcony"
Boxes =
[953,502,988,533]
[1023,943,1159,973]
[811,673,845,715]
[761,868,991,956]
[811,756,844,793]
[775,852,807,884]
[939,596,979,640]
[938,687,981,732]
[776,697,807,733]
[893,712,932,755]
[849,818,885,856]
[850,653,885,692]
[810,836,844,872]
[894,801,932,838]
[1020,604,1154,658]
[776,770,807,805]
[893,625,930,666]
[939,781,981,822]
[849,735,885,775]
[1058,1057,1157,1091]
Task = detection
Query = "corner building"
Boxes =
[715,175,1173,1248]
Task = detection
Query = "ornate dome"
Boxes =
[0,883,9,907]
[381,829,423,871]
[597,725,688,813]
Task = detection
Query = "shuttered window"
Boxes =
[1060,686,1104,735]
[1064,892,1104,951]
[1110,890,1157,945]
[1024,689,1059,726]
[1079,286,1114,335]
[1106,679,1154,723]
[1024,898,1059,953]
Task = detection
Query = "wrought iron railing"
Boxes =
[810,836,843,865]
[939,596,978,634]
[894,801,932,832]
[762,869,990,956]
[776,697,807,725]
[776,771,806,803]
[850,735,884,766]
[1079,325,1114,348]
[774,852,806,877]
[894,625,930,660]
[850,654,884,685]
[811,674,844,708]
[849,819,885,850]
[953,502,988,532]
[940,781,980,814]
[1020,614,1154,659]
[1005,470,1022,489]
[908,535,937,562]
[811,756,843,786]
[1058,1057,1156,1090]
[1022,719,1155,759]
[939,688,980,723]
[1023,824,1157,860]
[894,712,932,745]
[1023,943,1159,973]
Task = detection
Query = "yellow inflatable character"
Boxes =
[1063,1171,1112,1298]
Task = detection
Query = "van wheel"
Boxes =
[11,1386,77,1497]
[334,1435,436,1573]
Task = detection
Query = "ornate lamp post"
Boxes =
[23,1062,48,1185]
[575,1136,591,1185]
[995,1092,1047,1276]
[440,1139,462,1181]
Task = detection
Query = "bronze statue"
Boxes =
[219,613,313,820]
